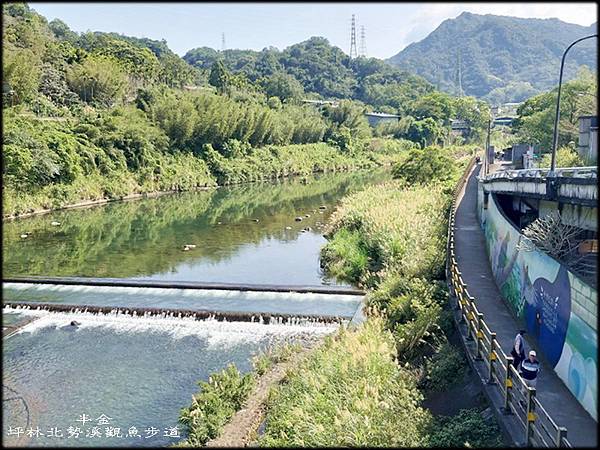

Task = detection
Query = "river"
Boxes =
[3,170,390,285]
[2,169,390,447]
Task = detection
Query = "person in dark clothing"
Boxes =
[511,329,526,370]
[521,350,540,388]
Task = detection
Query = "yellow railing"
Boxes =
[445,157,571,448]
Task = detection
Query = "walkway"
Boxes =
[453,163,597,448]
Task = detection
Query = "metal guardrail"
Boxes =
[445,158,572,448]
[483,166,597,181]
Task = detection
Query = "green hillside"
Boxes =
[387,12,597,104]
[183,37,434,113]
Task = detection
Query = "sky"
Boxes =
[28,2,598,59]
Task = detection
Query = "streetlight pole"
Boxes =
[550,34,597,172]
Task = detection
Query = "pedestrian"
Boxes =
[511,329,526,370]
[520,350,540,388]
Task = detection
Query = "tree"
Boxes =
[67,55,128,106]
[512,69,597,152]
[49,18,78,42]
[406,118,444,148]
[263,72,304,102]
[323,100,371,140]
[209,60,230,94]
[410,92,455,126]
[392,146,457,184]
[2,49,41,104]
[39,63,80,106]
[94,38,161,86]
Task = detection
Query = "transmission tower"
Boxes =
[455,47,463,97]
[359,25,367,57]
[349,14,357,59]
[221,32,226,51]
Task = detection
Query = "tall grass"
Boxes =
[259,317,432,447]
[177,343,302,447]
[322,182,451,287]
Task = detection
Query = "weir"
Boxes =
[3,279,365,327]
[4,276,365,295]
[3,303,346,325]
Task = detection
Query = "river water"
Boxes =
[2,170,389,447]
[3,170,390,285]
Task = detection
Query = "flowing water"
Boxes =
[2,308,335,447]
[2,170,387,447]
[3,283,362,318]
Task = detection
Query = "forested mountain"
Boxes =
[184,37,434,113]
[387,12,597,104]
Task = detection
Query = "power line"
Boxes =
[349,14,357,59]
[359,25,367,57]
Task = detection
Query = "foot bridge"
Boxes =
[2,276,367,337]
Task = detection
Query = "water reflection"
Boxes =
[3,170,389,285]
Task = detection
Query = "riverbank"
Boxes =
[175,145,505,446]
[255,145,505,446]
[3,139,410,220]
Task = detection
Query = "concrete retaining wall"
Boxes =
[477,183,598,420]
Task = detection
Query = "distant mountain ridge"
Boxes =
[387,12,597,103]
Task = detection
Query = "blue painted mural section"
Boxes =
[479,190,597,420]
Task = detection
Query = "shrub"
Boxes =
[427,408,504,448]
[422,341,466,393]
[392,146,457,185]
[178,364,255,447]
[540,146,584,168]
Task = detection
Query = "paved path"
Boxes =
[454,163,597,448]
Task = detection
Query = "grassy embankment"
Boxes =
[177,145,504,447]
[176,343,302,447]
[2,112,410,218]
[257,144,504,447]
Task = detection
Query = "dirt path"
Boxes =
[205,348,313,448]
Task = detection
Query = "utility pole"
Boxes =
[359,25,367,57]
[349,14,357,59]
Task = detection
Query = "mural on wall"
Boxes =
[481,191,597,420]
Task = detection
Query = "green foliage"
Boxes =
[513,68,597,152]
[184,37,435,110]
[178,364,255,447]
[263,71,304,102]
[427,408,504,447]
[422,341,466,393]
[252,342,302,377]
[405,118,444,148]
[209,60,230,94]
[318,149,503,447]
[392,146,457,185]
[320,229,369,281]
[67,55,128,106]
[93,37,161,85]
[3,49,42,103]
[322,181,450,287]
[38,63,80,106]
[259,317,432,447]
[540,146,585,168]
[388,11,597,101]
